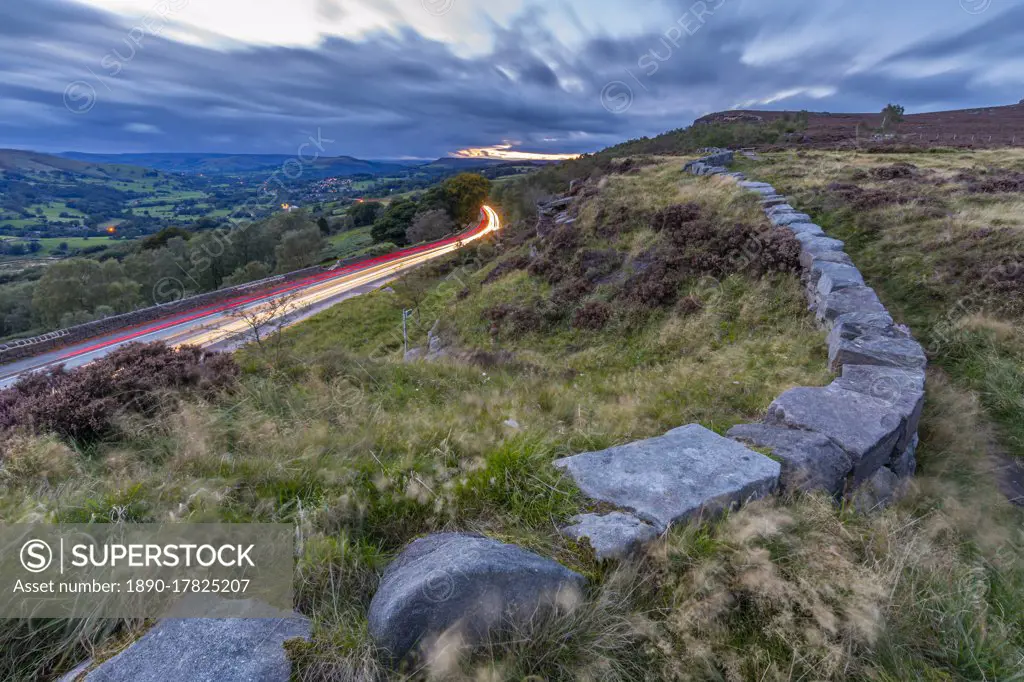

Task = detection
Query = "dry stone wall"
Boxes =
[365,152,927,662]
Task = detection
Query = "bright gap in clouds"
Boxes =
[453,144,581,161]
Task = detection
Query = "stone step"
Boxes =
[554,424,780,532]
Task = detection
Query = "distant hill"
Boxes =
[694,102,1024,148]
[422,157,559,171]
[0,149,154,179]
[59,152,411,177]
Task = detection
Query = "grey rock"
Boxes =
[727,423,852,496]
[77,606,310,681]
[540,196,572,213]
[795,232,846,250]
[503,418,521,429]
[829,334,927,373]
[760,196,790,208]
[810,260,864,290]
[766,384,903,484]
[813,263,866,306]
[816,286,889,327]
[739,181,774,189]
[368,533,585,660]
[828,311,897,341]
[850,466,902,513]
[785,222,827,238]
[836,365,926,452]
[765,203,796,216]
[770,212,813,227]
[554,424,780,532]
[560,512,658,561]
[891,434,919,478]
[806,251,855,267]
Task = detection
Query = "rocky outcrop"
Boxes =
[368,533,585,661]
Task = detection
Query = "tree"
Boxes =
[881,103,905,130]
[227,292,299,362]
[141,226,192,250]
[274,225,324,273]
[223,261,272,287]
[371,198,419,245]
[406,209,454,244]
[443,173,491,226]
[317,216,331,236]
[348,201,381,227]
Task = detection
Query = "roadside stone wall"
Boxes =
[0,264,329,367]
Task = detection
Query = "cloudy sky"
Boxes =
[2,0,1022,159]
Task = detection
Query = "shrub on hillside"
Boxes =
[572,301,612,330]
[482,304,543,338]
[0,343,238,442]
[870,162,917,180]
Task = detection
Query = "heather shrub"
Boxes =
[571,301,612,330]
[0,342,238,442]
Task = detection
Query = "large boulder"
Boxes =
[368,533,585,661]
[766,384,903,484]
[67,605,310,682]
[727,423,852,496]
[560,512,659,561]
[553,424,780,532]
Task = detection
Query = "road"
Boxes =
[0,206,500,389]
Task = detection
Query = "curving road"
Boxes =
[0,206,500,389]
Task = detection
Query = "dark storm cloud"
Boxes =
[0,0,1022,157]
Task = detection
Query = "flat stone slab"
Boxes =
[771,212,813,227]
[766,384,903,484]
[761,196,789,208]
[836,365,925,451]
[560,512,658,561]
[829,334,927,373]
[765,204,796,216]
[368,533,584,661]
[727,423,852,496]
[554,424,780,531]
[807,251,855,267]
[739,181,774,189]
[75,605,310,681]
[795,232,845,250]
[786,222,826,238]
[816,286,889,327]
[811,261,865,296]
[829,311,897,341]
